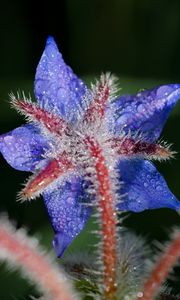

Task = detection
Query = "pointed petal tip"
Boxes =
[44,35,60,60]
[53,232,73,257]
[117,160,180,212]
[155,83,180,104]
[169,196,180,211]
[109,82,180,141]
[46,35,56,45]
[35,36,87,121]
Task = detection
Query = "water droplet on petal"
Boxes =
[137,104,145,113]
[57,87,68,101]
[35,79,48,97]
[150,179,155,185]
[156,85,174,99]
[46,43,59,60]
[156,185,163,191]
[66,197,74,204]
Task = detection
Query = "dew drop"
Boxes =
[156,185,163,191]
[150,179,155,185]
[46,43,59,60]
[137,104,145,113]
[66,197,74,204]
[35,79,48,96]
[137,291,143,298]
[57,87,68,101]
[156,85,174,99]
[4,135,14,146]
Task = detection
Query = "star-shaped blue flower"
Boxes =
[0,36,180,257]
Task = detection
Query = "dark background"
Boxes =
[1,0,180,79]
[0,1,180,299]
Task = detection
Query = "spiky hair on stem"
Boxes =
[136,230,180,300]
[63,232,150,300]
[0,215,78,300]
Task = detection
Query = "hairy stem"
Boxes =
[0,217,77,300]
[137,233,180,300]
[12,98,69,136]
[87,138,118,300]
[83,74,111,123]
[21,154,73,200]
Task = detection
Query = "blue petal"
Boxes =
[42,177,92,257]
[34,36,87,123]
[108,84,180,141]
[117,159,180,212]
[0,124,48,171]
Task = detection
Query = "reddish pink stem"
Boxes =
[110,137,172,159]
[22,154,73,199]
[137,233,180,300]
[0,220,77,300]
[87,138,117,300]
[15,100,68,136]
[83,77,110,123]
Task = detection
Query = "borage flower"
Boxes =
[0,36,180,257]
